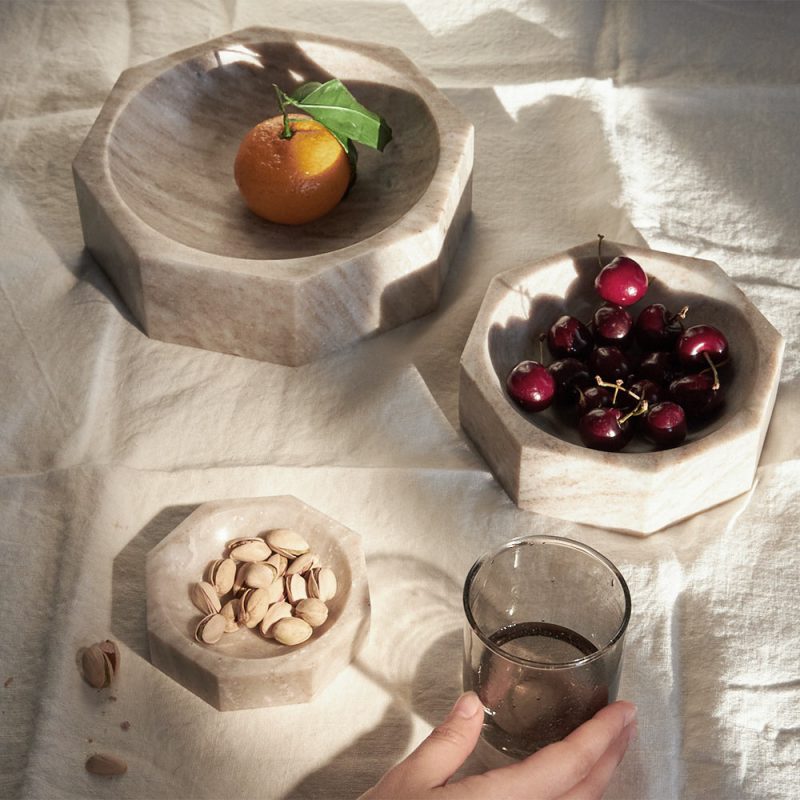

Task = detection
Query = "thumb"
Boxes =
[386,692,483,792]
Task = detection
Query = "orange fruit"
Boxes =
[234,114,351,225]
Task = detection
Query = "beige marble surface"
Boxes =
[459,240,785,535]
[73,27,474,365]
[146,496,370,710]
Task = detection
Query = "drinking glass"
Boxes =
[463,535,631,759]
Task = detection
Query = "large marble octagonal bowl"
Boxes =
[146,496,370,710]
[73,27,473,365]
[459,241,784,535]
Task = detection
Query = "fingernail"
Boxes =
[627,721,638,742]
[623,704,638,726]
[453,691,483,719]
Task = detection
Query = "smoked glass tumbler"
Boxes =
[463,535,631,759]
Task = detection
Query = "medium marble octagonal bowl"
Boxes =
[459,240,784,535]
[73,27,473,365]
[146,496,370,710]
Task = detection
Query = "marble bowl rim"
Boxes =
[73,25,474,278]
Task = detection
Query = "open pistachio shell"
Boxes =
[265,528,309,558]
[240,587,270,628]
[294,598,329,628]
[265,552,288,577]
[259,601,293,637]
[208,558,236,594]
[242,562,277,589]
[195,613,227,644]
[220,599,241,633]
[286,573,308,604]
[273,617,313,646]
[229,540,271,563]
[286,552,318,575]
[191,581,222,615]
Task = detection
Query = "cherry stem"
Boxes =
[597,234,605,269]
[703,351,721,390]
[595,375,641,403]
[669,305,689,325]
[595,375,648,421]
[274,84,293,139]
[619,398,648,426]
[538,333,546,364]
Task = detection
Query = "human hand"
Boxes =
[360,692,636,800]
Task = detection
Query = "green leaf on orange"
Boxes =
[283,79,392,152]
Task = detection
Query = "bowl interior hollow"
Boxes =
[108,38,440,260]
[487,247,757,452]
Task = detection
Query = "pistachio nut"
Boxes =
[266,528,309,558]
[195,613,227,644]
[259,601,293,637]
[81,644,112,689]
[226,536,264,551]
[229,539,271,563]
[273,616,313,646]
[191,581,222,615]
[306,569,319,599]
[207,558,236,595]
[220,599,241,633]
[240,587,270,628]
[265,552,288,577]
[232,563,248,595]
[98,639,120,674]
[294,598,329,628]
[242,562,277,589]
[85,753,128,776]
[286,552,318,575]
[286,572,308,604]
[264,576,285,605]
[309,567,337,602]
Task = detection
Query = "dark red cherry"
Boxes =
[506,361,556,412]
[677,324,729,369]
[644,401,687,448]
[578,408,633,451]
[669,373,724,419]
[595,256,648,307]
[577,386,613,416]
[548,358,594,405]
[592,304,633,347]
[547,315,593,359]
[588,346,631,383]
[635,304,685,351]
[637,351,680,386]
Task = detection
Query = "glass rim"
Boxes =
[462,535,632,670]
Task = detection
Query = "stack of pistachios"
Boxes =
[192,529,337,647]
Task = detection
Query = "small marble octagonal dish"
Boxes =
[146,496,370,710]
[73,27,473,365]
[459,240,784,535]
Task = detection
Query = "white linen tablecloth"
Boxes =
[1,2,798,798]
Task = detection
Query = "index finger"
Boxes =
[451,700,637,800]
[522,701,637,797]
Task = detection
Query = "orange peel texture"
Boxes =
[234,114,351,225]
